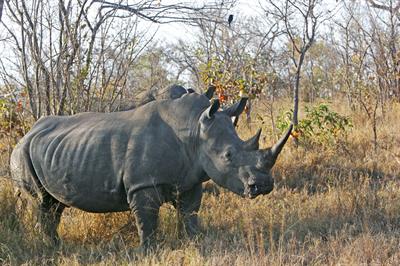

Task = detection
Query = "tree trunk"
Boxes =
[0,0,4,22]
[293,52,306,127]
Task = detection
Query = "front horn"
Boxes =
[270,124,293,161]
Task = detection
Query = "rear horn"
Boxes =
[244,128,262,150]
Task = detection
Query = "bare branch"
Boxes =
[92,0,235,25]
[366,0,400,12]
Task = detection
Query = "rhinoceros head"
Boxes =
[197,98,292,198]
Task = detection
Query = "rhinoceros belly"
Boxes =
[30,119,131,213]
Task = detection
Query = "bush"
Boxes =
[277,103,352,146]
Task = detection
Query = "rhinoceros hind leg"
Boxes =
[128,187,163,250]
[38,192,65,245]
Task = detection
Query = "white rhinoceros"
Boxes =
[10,90,292,249]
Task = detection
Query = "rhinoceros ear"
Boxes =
[169,84,187,99]
[203,99,220,119]
[223,97,248,117]
[204,85,216,100]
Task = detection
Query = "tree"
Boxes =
[363,0,400,101]
[93,0,236,25]
[0,0,4,22]
[0,0,235,120]
[1,0,149,118]
[365,0,400,15]
[165,9,282,112]
[300,41,340,102]
[262,0,328,130]
[335,0,400,151]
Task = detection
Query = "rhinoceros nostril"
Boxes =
[249,184,258,195]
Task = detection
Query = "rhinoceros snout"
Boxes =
[247,178,274,198]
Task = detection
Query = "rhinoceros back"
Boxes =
[11,94,209,213]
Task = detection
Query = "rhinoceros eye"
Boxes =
[223,149,233,162]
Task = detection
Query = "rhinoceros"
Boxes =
[10,91,292,249]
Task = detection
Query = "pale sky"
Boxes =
[0,0,344,87]
[0,0,343,48]
[154,0,341,42]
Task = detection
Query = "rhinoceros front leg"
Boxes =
[176,183,203,237]
[128,187,163,250]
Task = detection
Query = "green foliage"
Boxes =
[199,56,269,104]
[277,103,352,146]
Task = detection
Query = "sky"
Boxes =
[152,0,341,42]
[0,0,344,89]
[0,0,263,72]
[141,0,263,41]
[0,0,343,50]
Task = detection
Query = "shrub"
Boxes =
[277,103,352,147]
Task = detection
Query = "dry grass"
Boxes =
[0,100,399,265]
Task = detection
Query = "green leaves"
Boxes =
[199,56,271,104]
[277,103,352,146]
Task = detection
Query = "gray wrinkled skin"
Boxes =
[10,92,291,249]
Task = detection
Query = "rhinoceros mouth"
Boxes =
[246,184,274,198]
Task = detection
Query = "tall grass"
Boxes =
[0,100,399,265]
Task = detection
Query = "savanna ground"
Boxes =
[0,100,399,265]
